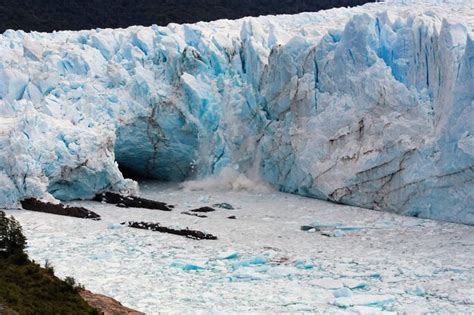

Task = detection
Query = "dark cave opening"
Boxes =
[118,164,155,181]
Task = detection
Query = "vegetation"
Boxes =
[0,211,97,315]
[0,0,372,33]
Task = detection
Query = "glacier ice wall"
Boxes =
[0,2,473,224]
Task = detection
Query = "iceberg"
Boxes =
[0,1,472,224]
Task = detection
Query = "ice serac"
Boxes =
[0,1,473,224]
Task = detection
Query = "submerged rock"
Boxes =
[124,221,217,240]
[93,192,173,211]
[21,199,101,220]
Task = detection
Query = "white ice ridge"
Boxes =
[0,1,473,223]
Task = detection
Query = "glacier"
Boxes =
[0,1,473,224]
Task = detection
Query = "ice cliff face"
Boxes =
[0,1,473,224]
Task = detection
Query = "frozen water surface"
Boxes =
[5,182,474,314]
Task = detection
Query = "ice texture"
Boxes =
[0,1,473,223]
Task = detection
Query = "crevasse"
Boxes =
[0,1,473,224]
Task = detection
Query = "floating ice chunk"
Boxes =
[170,260,206,271]
[198,195,211,203]
[311,278,344,289]
[406,286,426,296]
[212,202,234,210]
[301,222,364,233]
[333,287,353,298]
[414,286,426,296]
[294,258,314,270]
[218,250,239,260]
[332,294,395,308]
[227,271,264,282]
[107,223,125,230]
[265,266,294,278]
[301,222,342,231]
[232,255,267,269]
[343,279,368,290]
[349,306,397,315]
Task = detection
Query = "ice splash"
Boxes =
[181,167,273,193]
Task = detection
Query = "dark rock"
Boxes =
[93,192,173,211]
[301,225,317,231]
[227,216,237,219]
[21,199,101,220]
[189,206,215,213]
[181,211,207,218]
[124,221,217,240]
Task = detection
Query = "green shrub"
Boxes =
[0,211,98,314]
[0,212,27,261]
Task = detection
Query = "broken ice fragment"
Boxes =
[170,260,205,271]
[107,223,124,230]
[301,222,342,231]
[294,258,314,269]
[343,279,368,290]
[349,306,397,315]
[406,286,426,296]
[311,278,343,289]
[213,202,234,210]
[198,195,210,203]
[232,255,267,269]
[227,271,263,282]
[333,287,353,298]
[265,266,294,278]
[332,294,395,309]
[218,250,239,260]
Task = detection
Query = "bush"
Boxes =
[44,259,55,275]
[0,211,98,314]
[0,211,27,263]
